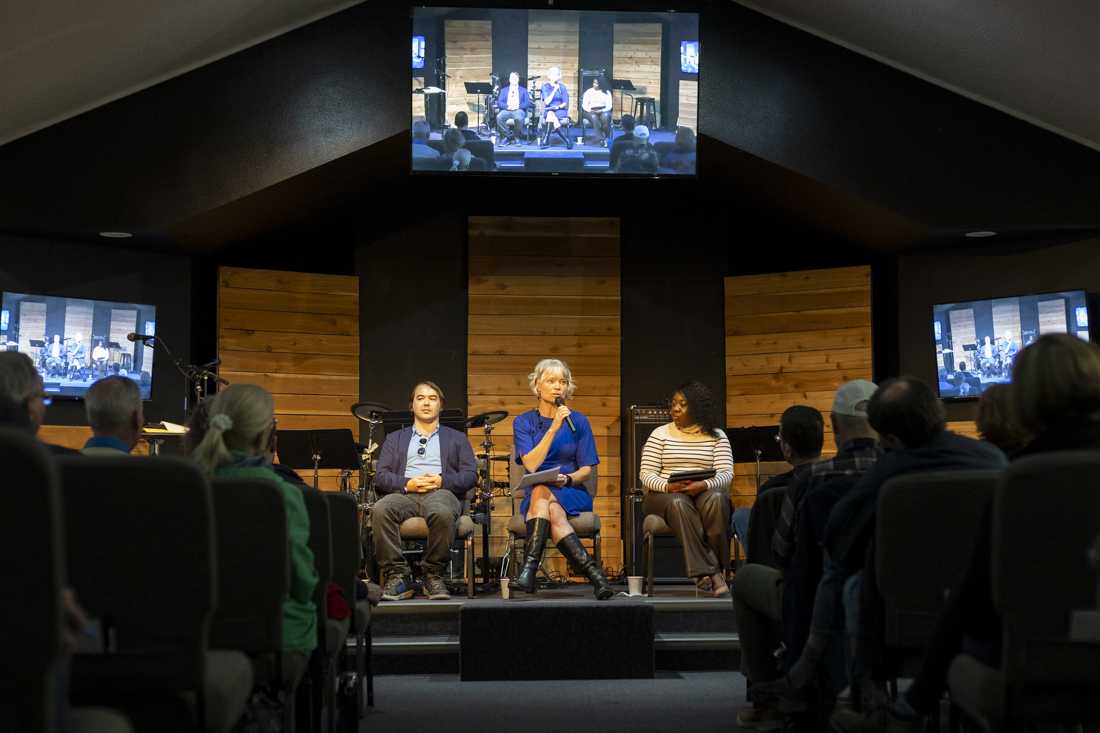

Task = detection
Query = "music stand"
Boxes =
[276,428,362,490]
[728,426,785,490]
[464,81,495,134]
[610,79,636,124]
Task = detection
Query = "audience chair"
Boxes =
[465,139,496,168]
[301,488,347,733]
[949,453,1100,730]
[0,429,133,733]
[325,492,373,721]
[397,492,477,597]
[209,478,306,732]
[507,454,601,578]
[876,472,999,681]
[58,456,251,733]
[741,486,788,569]
[640,486,735,596]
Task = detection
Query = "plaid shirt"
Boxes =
[772,437,880,569]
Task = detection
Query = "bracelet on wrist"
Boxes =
[565,474,574,487]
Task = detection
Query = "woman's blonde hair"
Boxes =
[190,384,275,476]
[1011,333,1100,436]
[527,358,577,400]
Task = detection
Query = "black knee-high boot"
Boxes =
[556,126,573,149]
[556,534,613,600]
[514,518,549,593]
[539,126,552,149]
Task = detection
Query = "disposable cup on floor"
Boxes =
[627,576,643,596]
[500,577,510,600]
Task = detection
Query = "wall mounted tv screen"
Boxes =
[933,290,1089,400]
[411,7,699,175]
[0,292,157,400]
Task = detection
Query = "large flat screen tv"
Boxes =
[411,7,699,176]
[1,292,157,400]
[932,289,1089,400]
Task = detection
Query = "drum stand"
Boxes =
[474,421,497,589]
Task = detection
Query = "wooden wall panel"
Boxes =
[725,266,873,503]
[613,24,662,127]
[218,267,359,489]
[527,11,580,121]
[468,216,622,579]
[445,20,492,127]
[677,79,698,131]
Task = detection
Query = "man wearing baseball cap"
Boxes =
[735,380,881,729]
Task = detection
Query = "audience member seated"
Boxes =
[0,351,76,454]
[190,384,319,660]
[639,380,734,597]
[82,376,143,455]
[660,126,697,174]
[411,118,440,166]
[839,334,1100,732]
[730,405,824,728]
[618,125,658,173]
[975,382,1027,456]
[821,377,1007,731]
[751,382,881,711]
[608,114,637,169]
[449,147,473,171]
[731,406,825,551]
[441,127,465,163]
[453,111,480,143]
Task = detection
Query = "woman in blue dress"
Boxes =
[538,66,574,150]
[512,358,612,599]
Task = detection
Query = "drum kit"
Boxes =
[348,401,512,591]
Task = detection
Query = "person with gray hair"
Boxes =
[512,358,612,599]
[0,351,78,454]
[82,376,144,455]
[411,117,440,161]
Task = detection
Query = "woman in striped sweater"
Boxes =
[640,380,734,596]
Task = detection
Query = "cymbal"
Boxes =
[476,453,510,462]
[466,410,508,428]
[527,75,540,80]
[351,401,391,423]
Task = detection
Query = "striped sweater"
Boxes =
[639,423,734,493]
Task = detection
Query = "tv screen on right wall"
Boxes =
[932,289,1090,400]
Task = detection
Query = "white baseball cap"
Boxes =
[634,124,650,140]
[832,380,878,417]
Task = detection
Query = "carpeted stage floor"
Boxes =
[365,670,752,733]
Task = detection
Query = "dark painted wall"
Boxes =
[895,237,1100,422]
[0,235,192,425]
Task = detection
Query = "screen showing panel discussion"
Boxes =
[411,7,699,176]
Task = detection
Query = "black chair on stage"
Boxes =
[208,477,305,733]
[58,456,252,733]
[0,429,133,733]
[506,454,601,577]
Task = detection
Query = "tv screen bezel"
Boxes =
[409,5,700,179]
[930,287,1090,402]
[0,290,158,403]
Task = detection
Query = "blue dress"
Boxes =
[514,408,598,516]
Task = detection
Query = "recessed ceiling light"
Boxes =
[965,231,997,238]
[98,231,132,238]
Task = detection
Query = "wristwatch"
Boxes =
[564,474,574,487]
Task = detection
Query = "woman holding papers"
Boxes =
[639,380,734,597]
[512,358,612,599]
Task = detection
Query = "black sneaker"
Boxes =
[422,575,451,600]
[381,575,414,601]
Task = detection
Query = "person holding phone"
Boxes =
[512,358,612,599]
[639,380,734,596]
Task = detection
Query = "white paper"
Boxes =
[516,466,561,493]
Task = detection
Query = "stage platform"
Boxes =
[364,583,739,675]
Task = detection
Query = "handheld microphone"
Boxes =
[126,333,155,342]
[553,396,576,433]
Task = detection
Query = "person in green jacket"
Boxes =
[190,383,319,653]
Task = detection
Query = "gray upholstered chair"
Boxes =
[506,453,601,578]
[0,429,133,733]
[640,484,735,597]
[949,453,1100,730]
[58,456,251,733]
[325,492,373,719]
[876,471,999,678]
[397,496,477,598]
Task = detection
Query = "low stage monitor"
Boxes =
[411,7,699,176]
[0,291,157,400]
[932,289,1089,400]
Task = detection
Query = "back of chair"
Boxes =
[876,471,999,649]
[301,488,333,651]
[744,486,787,567]
[0,428,63,732]
[325,492,360,620]
[465,139,496,168]
[995,452,1100,689]
[209,478,288,653]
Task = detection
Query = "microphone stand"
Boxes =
[140,336,229,418]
